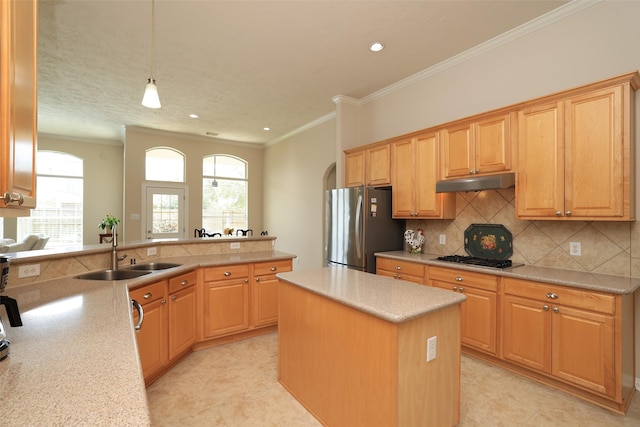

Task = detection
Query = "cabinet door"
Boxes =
[415,132,454,218]
[442,121,474,178]
[474,112,511,175]
[366,144,391,187]
[345,149,365,188]
[502,295,551,373]
[204,278,249,338]
[168,286,196,360]
[391,138,416,218]
[0,0,37,212]
[564,86,624,218]
[252,274,279,327]
[516,102,564,218]
[459,286,497,355]
[551,305,615,397]
[134,298,168,381]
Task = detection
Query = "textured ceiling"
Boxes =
[37,0,569,145]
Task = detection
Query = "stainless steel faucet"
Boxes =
[109,225,127,270]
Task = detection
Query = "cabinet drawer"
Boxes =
[428,266,497,292]
[377,258,425,278]
[503,278,615,315]
[130,280,166,304]
[253,259,292,276]
[169,270,197,294]
[204,264,250,282]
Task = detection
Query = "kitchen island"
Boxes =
[277,267,466,427]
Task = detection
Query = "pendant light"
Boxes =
[142,0,161,109]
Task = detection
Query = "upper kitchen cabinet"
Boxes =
[344,142,391,188]
[0,0,37,215]
[517,72,640,220]
[442,112,513,179]
[391,132,455,219]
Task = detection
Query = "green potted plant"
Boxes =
[98,214,120,232]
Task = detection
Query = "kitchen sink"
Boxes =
[75,269,152,281]
[127,262,182,271]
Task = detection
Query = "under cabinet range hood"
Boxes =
[435,172,515,193]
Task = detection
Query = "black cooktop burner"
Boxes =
[436,255,515,269]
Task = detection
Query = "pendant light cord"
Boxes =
[150,0,156,79]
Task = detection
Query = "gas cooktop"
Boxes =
[434,255,523,269]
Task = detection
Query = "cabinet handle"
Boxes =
[256,277,260,282]
[453,286,457,291]
[161,299,167,305]
[244,279,248,283]
[543,305,549,311]
[565,210,572,216]
[475,169,479,174]
[395,265,402,270]
[552,307,559,313]
[270,266,277,271]
[180,280,188,286]
[171,295,177,301]
[2,192,24,206]
[468,170,474,175]
[224,272,231,276]
[458,287,464,292]
[131,299,144,331]
[546,292,558,299]
[555,211,562,216]
[144,292,152,299]
[455,276,463,282]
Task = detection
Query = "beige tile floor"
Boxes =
[147,333,640,426]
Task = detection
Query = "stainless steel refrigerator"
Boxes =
[325,186,405,273]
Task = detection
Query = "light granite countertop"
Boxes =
[277,267,467,323]
[0,250,295,426]
[376,251,640,295]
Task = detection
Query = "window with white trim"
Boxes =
[202,155,248,232]
[145,147,184,182]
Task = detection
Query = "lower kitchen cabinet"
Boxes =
[502,277,632,411]
[376,257,425,285]
[130,280,168,383]
[202,264,250,338]
[428,266,498,355]
[168,270,197,360]
[252,259,292,327]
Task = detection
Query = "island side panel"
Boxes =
[398,304,461,426]
[278,280,398,426]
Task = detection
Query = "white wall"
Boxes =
[263,119,335,270]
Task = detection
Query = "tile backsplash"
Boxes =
[407,188,638,278]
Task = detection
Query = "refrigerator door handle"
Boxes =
[355,193,363,259]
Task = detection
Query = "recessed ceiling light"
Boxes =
[206,131,218,137]
[263,127,270,131]
[189,114,199,119]
[369,42,384,52]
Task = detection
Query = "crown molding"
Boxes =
[265,111,336,147]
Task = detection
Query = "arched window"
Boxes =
[18,151,84,248]
[145,147,185,182]
[202,155,248,232]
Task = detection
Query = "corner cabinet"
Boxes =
[252,259,292,327]
[391,132,455,219]
[0,0,37,214]
[517,72,640,221]
[442,112,513,179]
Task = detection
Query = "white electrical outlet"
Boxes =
[569,242,582,256]
[439,234,446,245]
[427,336,437,362]
[147,247,157,256]
[18,264,40,278]
[230,242,240,249]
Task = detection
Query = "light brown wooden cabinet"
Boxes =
[202,264,250,338]
[0,0,37,214]
[442,112,512,179]
[428,266,498,355]
[167,270,197,360]
[502,277,632,411]
[344,143,391,188]
[517,74,639,220]
[252,259,292,327]
[391,133,455,219]
[376,257,425,285]
[130,280,168,383]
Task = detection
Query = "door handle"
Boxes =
[131,299,144,331]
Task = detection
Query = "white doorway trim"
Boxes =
[141,182,189,240]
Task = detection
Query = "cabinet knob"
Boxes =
[270,266,277,271]
[455,276,463,282]
[546,292,558,299]
[171,295,177,301]
[475,169,479,174]
[224,272,231,277]
[543,305,549,311]
[555,211,562,216]
[565,210,572,216]
[458,287,465,292]
[2,192,24,206]
[552,307,559,313]
[395,265,401,270]
[144,293,152,299]
[161,299,167,305]
[180,280,188,286]
[256,277,260,282]
[469,170,474,175]
[244,279,248,283]
[453,286,457,291]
